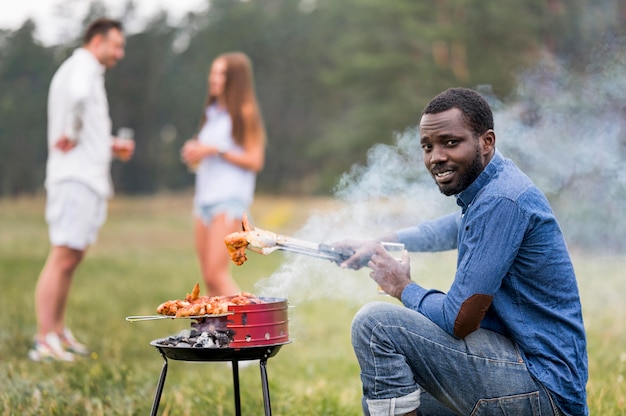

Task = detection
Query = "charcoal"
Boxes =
[159,327,234,349]
[191,317,228,333]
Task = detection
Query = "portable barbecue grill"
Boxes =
[139,216,349,415]
[134,297,290,416]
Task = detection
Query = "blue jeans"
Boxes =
[352,302,564,416]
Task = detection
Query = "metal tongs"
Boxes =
[242,224,353,264]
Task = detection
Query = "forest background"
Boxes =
[2,0,626,253]
[1,0,623,194]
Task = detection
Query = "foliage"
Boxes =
[2,0,622,196]
[313,0,557,173]
[0,21,55,196]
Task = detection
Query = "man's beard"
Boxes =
[437,147,484,196]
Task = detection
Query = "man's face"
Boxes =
[96,29,125,68]
[419,108,494,196]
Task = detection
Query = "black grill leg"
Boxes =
[150,349,169,416]
[260,355,272,416]
[232,360,241,416]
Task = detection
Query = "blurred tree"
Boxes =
[0,20,56,196]
[545,0,625,69]
[1,0,622,196]
[108,12,181,193]
[311,0,565,193]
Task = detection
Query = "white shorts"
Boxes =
[46,181,107,250]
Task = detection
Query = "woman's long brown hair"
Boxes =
[198,52,265,147]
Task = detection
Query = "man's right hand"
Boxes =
[333,239,379,270]
[54,136,77,153]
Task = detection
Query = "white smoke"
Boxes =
[494,44,626,252]
[256,130,454,303]
[257,39,626,302]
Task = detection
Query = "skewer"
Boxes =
[125,313,232,322]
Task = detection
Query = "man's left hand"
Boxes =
[368,245,411,299]
[54,136,77,152]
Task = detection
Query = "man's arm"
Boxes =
[396,211,460,252]
[337,212,460,270]
[401,198,528,338]
[57,56,94,145]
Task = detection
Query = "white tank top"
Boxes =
[194,104,256,207]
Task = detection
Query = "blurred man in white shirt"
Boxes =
[30,18,134,362]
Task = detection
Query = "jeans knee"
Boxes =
[351,302,396,349]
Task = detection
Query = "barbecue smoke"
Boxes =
[494,44,626,253]
[255,131,454,304]
[256,39,626,304]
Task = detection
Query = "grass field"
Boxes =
[0,193,624,415]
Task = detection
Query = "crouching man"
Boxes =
[337,88,588,416]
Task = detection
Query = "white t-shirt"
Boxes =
[194,104,256,207]
[45,48,113,198]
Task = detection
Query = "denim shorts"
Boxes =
[46,181,107,250]
[194,199,248,225]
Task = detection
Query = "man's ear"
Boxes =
[481,129,496,154]
[89,33,105,49]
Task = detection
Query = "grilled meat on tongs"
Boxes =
[224,214,353,266]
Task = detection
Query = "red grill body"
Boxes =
[227,297,289,347]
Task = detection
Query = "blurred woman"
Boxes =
[181,52,265,296]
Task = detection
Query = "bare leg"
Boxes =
[194,214,241,296]
[34,245,85,338]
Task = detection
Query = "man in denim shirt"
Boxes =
[339,88,588,415]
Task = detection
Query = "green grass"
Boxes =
[0,193,624,415]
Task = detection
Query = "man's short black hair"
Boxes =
[83,18,123,45]
[422,87,494,136]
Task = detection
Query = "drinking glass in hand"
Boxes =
[381,242,405,261]
[115,127,134,162]
[377,242,406,295]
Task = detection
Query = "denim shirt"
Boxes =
[397,150,588,416]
